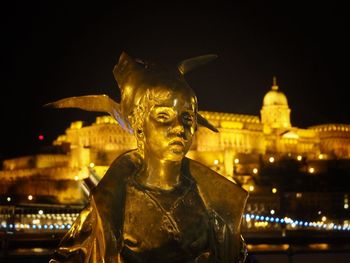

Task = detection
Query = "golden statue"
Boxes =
[48,52,248,262]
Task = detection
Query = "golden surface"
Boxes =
[49,52,248,262]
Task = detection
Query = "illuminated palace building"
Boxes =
[1,79,350,236]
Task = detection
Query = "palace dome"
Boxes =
[263,79,288,106]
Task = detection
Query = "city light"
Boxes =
[318,154,324,159]
[38,134,44,141]
[74,176,79,181]
[89,162,95,168]
[269,156,275,163]
[28,195,33,200]
[249,185,255,192]
[6,197,11,202]
[0,212,80,232]
[297,155,302,161]
[213,159,219,165]
[308,167,315,173]
[244,213,350,232]
[234,158,239,164]
[272,188,277,194]
[270,209,275,215]
[344,194,348,210]
[253,168,258,174]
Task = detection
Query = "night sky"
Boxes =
[1,1,349,160]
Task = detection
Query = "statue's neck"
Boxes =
[137,155,182,191]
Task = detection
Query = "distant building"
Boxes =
[1,78,350,205]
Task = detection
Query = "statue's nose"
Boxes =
[169,118,186,137]
[172,125,185,136]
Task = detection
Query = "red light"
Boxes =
[38,135,44,141]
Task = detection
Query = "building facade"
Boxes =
[1,79,350,204]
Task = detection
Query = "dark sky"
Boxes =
[1,1,349,160]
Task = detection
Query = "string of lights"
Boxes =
[0,212,78,231]
[244,213,350,231]
[0,212,349,232]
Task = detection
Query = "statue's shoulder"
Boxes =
[186,158,248,232]
[92,150,141,203]
[98,149,141,184]
[91,150,142,231]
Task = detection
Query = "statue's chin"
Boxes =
[162,149,187,162]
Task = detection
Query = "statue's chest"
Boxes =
[122,182,210,255]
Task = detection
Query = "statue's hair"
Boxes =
[45,52,218,135]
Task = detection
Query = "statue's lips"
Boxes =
[168,139,186,148]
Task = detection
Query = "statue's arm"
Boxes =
[209,211,248,263]
[49,151,135,262]
[49,204,97,263]
[49,194,121,263]
[238,235,248,263]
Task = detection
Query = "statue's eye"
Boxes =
[151,107,176,123]
[182,113,194,126]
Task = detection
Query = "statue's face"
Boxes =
[142,89,197,162]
